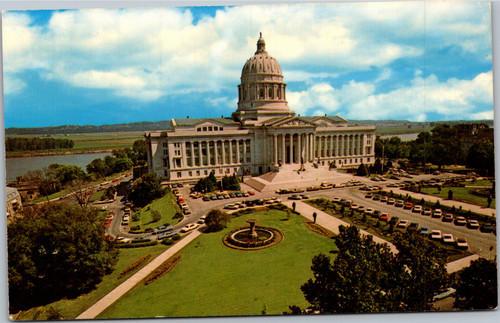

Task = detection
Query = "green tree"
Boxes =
[8,203,117,313]
[128,172,166,207]
[356,163,369,176]
[453,258,498,310]
[371,158,383,174]
[204,209,231,232]
[194,171,218,193]
[299,225,400,313]
[313,212,317,223]
[448,189,453,200]
[86,158,110,177]
[296,226,449,314]
[467,139,494,175]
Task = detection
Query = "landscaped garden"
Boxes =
[98,209,337,318]
[129,192,183,232]
[419,183,495,209]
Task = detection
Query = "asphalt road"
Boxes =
[104,172,496,259]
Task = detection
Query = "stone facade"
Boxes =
[146,34,376,182]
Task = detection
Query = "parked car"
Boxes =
[407,222,419,232]
[455,237,469,249]
[481,223,495,233]
[332,197,341,203]
[432,209,443,218]
[442,214,454,222]
[454,216,467,226]
[372,194,381,201]
[373,210,381,218]
[412,205,423,213]
[397,220,409,229]
[467,220,480,229]
[197,215,207,224]
[357,206,365,212]
[365,208,374,216]
[442,233,454,245]
[365,193,373,199]
[380,196,388,203]
[379,213,389,222]
[430,230,442,240]
[180,223,199,233]
[395,200,404,208]
[422,207,432,216]
[224,204,238,210]
[288,195,302,200]
[420,226,430,236]
[403,202,413,209]
[350,203,360,210]
[387,198,396,205]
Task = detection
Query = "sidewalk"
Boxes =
[282,200,399,253]
[445,254,480,273]
[76,229,203,320]
[388,187,495,218]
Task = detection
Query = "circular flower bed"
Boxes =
[223,225,283,250]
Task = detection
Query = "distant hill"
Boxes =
[5,119,493,135]
[5,121,172,135]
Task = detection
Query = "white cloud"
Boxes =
[2,2,492,106]
[288,71,493,121]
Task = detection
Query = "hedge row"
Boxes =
[115,241,158,248]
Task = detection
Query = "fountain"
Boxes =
[223,218,282,250]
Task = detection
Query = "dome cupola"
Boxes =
[233,33,294,122]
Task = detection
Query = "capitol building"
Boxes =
[146,34,375,189]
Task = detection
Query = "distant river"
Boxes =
[380,133,419,141]
[5,152,110,183]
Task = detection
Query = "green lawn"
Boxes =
[98,209,337,318]
[420,186,495,209]
[16,244,170,320]
[131,192,183,230]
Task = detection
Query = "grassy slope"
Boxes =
[420,186,495,209]
[132,192,183,230]
[16,244,170,320]
[98,210,337,318]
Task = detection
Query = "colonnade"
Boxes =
[177,139,251,169]
[272,133,367,165]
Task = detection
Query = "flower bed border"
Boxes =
[119,254,152,279]
[144,255,181,285]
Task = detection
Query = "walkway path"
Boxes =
[282,200,399,253]
[445,254,480,273]
[388,187,495,218]
[76,228,203,320]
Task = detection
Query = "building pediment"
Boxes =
[269,117,317,128]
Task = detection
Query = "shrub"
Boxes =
[151,210,161,222]
[161,238,174,246]
[118,254,151,279]
[171,234,181,241]
[144,255,181,285]
[144,228,154,233]
[115,241,158,248]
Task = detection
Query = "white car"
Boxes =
[467,220,480,229]
[397,220,409,229]
[430,230,442,240]
[442,233,454,245]
[197,215,207,224]
[350,203,360,210]
[455,237,469,249]
[365,208,374,215]
[432,209,443,218]
[181,223,199,233]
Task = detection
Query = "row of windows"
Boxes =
[174,167,240,178]
[197,126,224,132]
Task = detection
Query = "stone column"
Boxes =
[190,141,195,166]
[229,140,233,164]
[243,139,247,164]
[282,134,285,164]
[322,136,326,158]
[274,134,278,165]
[289,133,294,163]
[236,140,240,164]
[297,133,304,164]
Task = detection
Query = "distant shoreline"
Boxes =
[6,148,114,159]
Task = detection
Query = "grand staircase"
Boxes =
[244,164,352,192]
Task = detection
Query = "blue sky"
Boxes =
[2,1,493,128]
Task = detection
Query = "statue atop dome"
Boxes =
[256,32,266,54]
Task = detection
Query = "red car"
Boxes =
[379,213,389,222]
[403,202,413,209]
